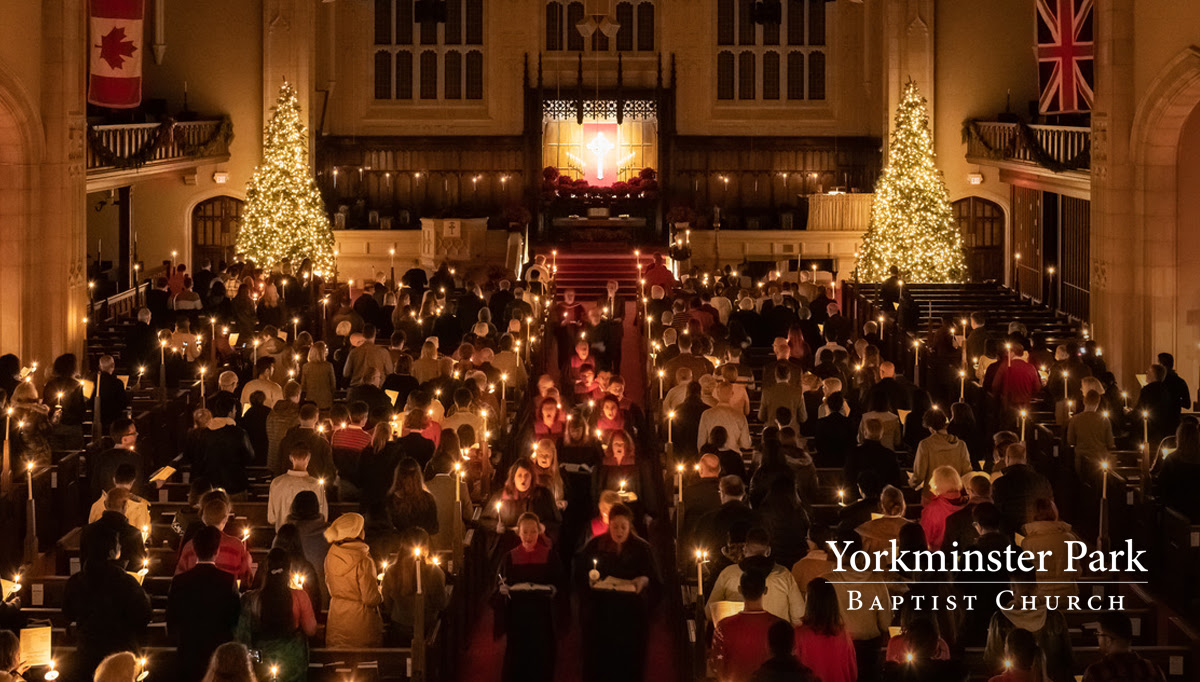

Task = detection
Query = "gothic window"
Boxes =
[374,0,484,101]
[717,0,826,103]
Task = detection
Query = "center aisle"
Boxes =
[454,299,679,682]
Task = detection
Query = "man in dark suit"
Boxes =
[144,276,171,329]
[93,354,130,433]
[89,418,144,499]
[1137,363,1181,445]
[1158,352,1192,412]
[195,394,256,495]
[869,361,912,413]
[80,488,147,571]
[991,442,1053,535]
[167,525,242,682]
[124,308,159,375]
[959,503,1016,645]
[681,453,723,546]
[844,418,904,497]
[277,403,336,479]
[192,258,217,305]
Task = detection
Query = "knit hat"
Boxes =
[323,512,365,543]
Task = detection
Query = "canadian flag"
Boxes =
[88,0,144,109]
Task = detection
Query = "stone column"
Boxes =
[34,0,87,362]
[1090,0,1141,385]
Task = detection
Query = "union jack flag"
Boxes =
[1036,0,1094,114]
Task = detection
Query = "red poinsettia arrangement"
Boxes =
[541,166,659,200]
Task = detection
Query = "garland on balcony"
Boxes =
[962,117,1089,173]
[87,116,234,170]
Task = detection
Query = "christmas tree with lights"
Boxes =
[855,80,964,283]
[238,81,336,273]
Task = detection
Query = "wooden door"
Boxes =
[953,196,1006,283]
[191,196,243,269]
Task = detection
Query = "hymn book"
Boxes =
[19,626,52,666]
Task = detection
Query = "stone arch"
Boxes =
[0,61,44,358]
[1130,46,1200,378]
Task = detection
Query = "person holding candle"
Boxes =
[1067,390,1116,464]
[175,496,255,587]
[709,569,785,682]
[1138,363,1181,448]
[910,409,972,493]
[382,457,440,556]
[497,512,563,682]
[79,487,148,572]
[918,466,968,552]
[88,463,151,530]
[167,526,242,682]
[424,446,474,554]
[1152,418,1200,521]
[234,548,317,682]
[577,502,661,682]
[593,430,661,525]
[381,527,448,644]
[323,511,384,648]
[495,457,560,550]
[62,530,152,679]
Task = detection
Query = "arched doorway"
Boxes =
[952,196,1005,282]
[191,196,244,268]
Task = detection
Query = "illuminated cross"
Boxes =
[587,132,615,180]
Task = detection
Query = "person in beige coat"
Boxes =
[323,512,384,648]
[1019,498,1081,599]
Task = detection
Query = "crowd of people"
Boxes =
[0,250,1195,682]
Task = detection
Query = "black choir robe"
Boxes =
[576,532,662,682]
[497,535,564,682]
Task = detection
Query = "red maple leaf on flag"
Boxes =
[96,26,137,70]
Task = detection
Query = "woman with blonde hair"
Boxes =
[92,652,140,682]
[919,465,968,551]
[299,341,336,409]
[531,439,565,505]
[200,642,258,682]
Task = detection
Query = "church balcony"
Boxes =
[86,118,233,192]
[964,120,1090,196]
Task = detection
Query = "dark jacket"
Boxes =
[195,423,255,494]
[63,561,152,673]
[992,463,1054,535]
[844,440,905,495]
[276,426,336,480]
[89,446,146,499]
[80,510,148,570]
[167,563,242,681]
[95,371,131,430]
[681,478,722,545]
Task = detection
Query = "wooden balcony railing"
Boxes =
[964,120,1090,174]
[86,118,232,174]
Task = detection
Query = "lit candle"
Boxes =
[657,369,665,399]
[1142,410,1150,451]
[695,549,707,599]
[1122,391,1128,410]
[242,527,250,545]
[198,366,207,404]
[252,338,260,365]
[1100,460,1109,499]
[292,317,299,339]
[269,664,279,682]
[837,488,846,506]
[414,547,423,594]
[1062,371,1069,404]
[667,410,675,443]
[958,370,966,401]
[141,524,150,544]
[500,373,508,405]
[26,461,33,500]
[912,339,921,377]
[675,463,684,504]
[45,660,59,681]
[1019,409,1027,442]
[619,479,627,494]
[453,463,462,503]
[378,559,388,583]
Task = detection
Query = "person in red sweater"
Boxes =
[793,577,857,682]
[994,341,1042,416]
[709,570,782,682]
[919,466,969,551]
[175,496,254,588]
